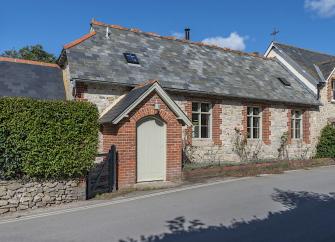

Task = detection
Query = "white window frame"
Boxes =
[291,110,303,139]
[247,107,262,140]
[191,102,212,139]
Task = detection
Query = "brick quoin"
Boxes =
[303,110,311,144]
[212,101,223,145]
[102,92,183,189]
[242,105,248,137]
[184,101,193,145]
[262,106,271,145]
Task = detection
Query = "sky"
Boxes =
[1,0,335,57]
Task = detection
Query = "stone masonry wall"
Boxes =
[176,97,315,163]
[77,82,320,164]
[0,180,86,215]
[75,82,131,154]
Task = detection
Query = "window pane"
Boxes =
[253,108,260,116]
[192,103,199,112]
[247,116,251,128]
[201,103,210,112]
[201,114,209,126]
[295,127,300,139]
[201,126,209,138]
[193,126,199,138]
[253,128,259,139]
[247,107,252,115]
[295,119,301,130]
[247,128,251,138]
[295,119,301,138]
[253,117,260,128]
[192,113,199,125]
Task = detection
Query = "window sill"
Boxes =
[290,138,304,144]
[192,139,213,146]
[247,138,262,141]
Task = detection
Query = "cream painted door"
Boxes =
[137,117,166,182]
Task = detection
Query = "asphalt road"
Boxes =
[1,166,335,242]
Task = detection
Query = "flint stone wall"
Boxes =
[0,180,86,215]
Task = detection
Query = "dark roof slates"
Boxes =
[0,60,65,100]
[274,42,335,83]
[65,22,320,106]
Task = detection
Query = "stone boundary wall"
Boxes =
[0,180,86,215]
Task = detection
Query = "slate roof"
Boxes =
[99,83,152,124]
[318,59,335,80]
[63,21,320,106]
[0,58,65,99]
[273,42,335,83]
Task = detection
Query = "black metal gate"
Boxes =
[86,145,117,199]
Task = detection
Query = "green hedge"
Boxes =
[0,97,99,180]
[316,124,335,158]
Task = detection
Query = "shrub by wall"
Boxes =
[316,124,335,158]
[0,97,99,180]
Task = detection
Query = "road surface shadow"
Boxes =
[119,189,335,242]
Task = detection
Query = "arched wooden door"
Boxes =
[137,116,166,182]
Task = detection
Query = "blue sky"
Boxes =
[1,0,335,57]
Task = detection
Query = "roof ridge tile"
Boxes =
[90,19,269,60]
[64,31,96,49]
[0,57,59,68]
[316,58,335,66]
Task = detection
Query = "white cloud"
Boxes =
[171,32,184,39]
[305,0,335,17]
[202,32,246,51]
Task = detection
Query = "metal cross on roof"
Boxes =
[271,28,280,41]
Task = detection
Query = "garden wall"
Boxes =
[0,180,86,215]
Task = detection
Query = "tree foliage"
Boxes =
[1,45,56,63]
[315,124,335,158]
[0,98,99,180]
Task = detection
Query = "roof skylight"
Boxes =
[123,53,139,65]
[278,77,291,86]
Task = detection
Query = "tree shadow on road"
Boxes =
[119,189,335,242]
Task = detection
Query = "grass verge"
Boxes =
[183,158,335,181]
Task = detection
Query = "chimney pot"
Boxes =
[184,27,190,40]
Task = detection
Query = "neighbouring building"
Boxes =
[56,20,335,189]
[0,57,65,99]
[265,42,335,155]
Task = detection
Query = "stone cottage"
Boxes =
[56,20,334,189]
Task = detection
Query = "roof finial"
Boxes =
[270,28,280,41]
